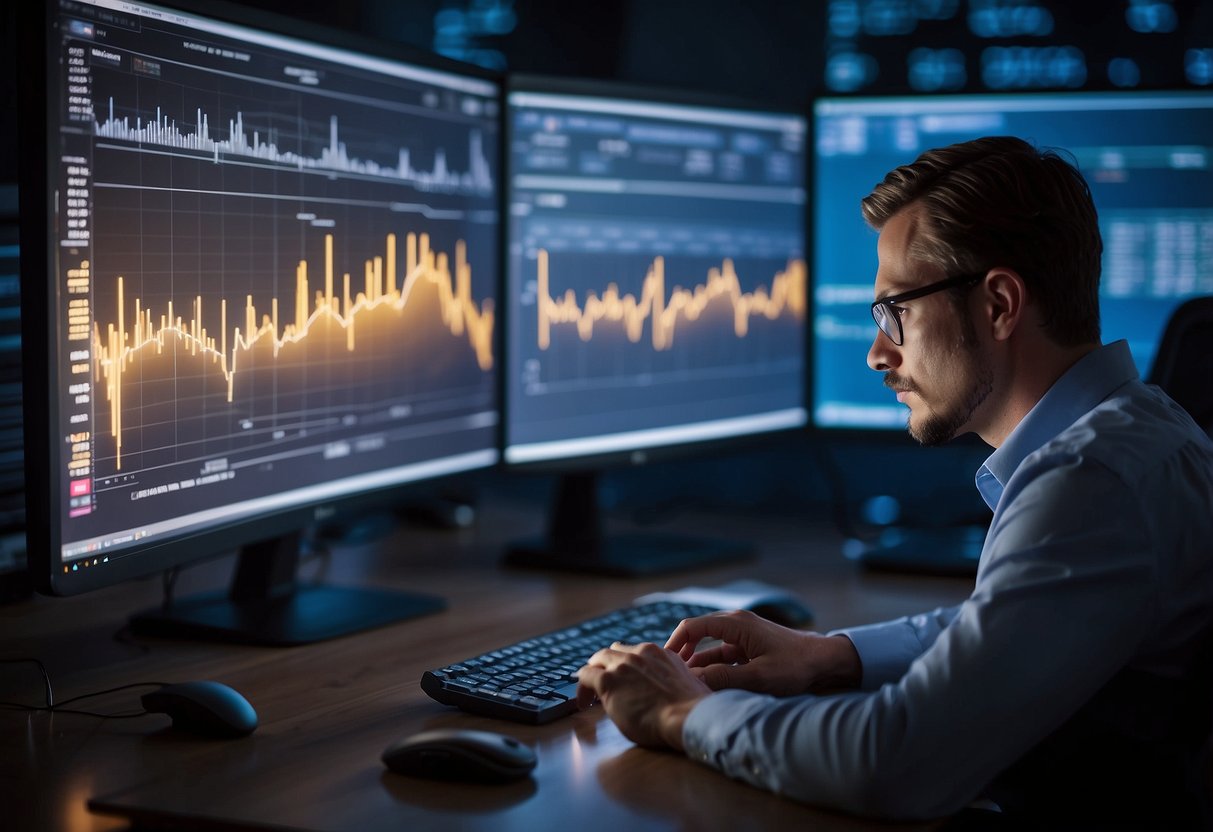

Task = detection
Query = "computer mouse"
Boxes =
[382,728,537,783]
[750,596,815,628]
[141,680,258,738]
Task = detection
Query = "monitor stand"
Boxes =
[503,471,752,577]
[129,530,445,646]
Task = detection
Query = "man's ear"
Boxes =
[981,268,1027,342]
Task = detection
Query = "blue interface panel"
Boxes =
[813,91,1213,430]
[505,90,807,463]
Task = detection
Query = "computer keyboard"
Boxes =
[420,600,719,724]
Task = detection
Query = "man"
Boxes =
[575,137,1213,825]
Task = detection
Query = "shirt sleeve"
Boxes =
[681,456,1158,820]
[830,605,961,690]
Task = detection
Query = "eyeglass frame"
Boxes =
[870,271,986,346]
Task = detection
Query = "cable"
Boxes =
[53,681,168,709]
[0,660,166,719]
[0,658,54,708]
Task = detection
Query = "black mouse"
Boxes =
[141,680,258,738]
[382,728,536,783]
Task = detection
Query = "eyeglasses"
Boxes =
[870,272,985,346]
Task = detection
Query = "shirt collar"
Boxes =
[975,340,1139,511]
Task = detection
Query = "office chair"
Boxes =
[1145,295,1213,434]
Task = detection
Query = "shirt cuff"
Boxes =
[682,689,773,771]
[829,621,925,690]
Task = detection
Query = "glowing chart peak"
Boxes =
[92,232,495,469]
[536,249,806,351]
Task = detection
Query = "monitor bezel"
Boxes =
[500,72,812,473]
[20,0,504,596]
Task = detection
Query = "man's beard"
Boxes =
[889,314,993,447]
[912,365,992,445]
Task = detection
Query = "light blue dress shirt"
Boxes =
[682,341,1213,820]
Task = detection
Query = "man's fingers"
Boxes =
[665,610,760,653]
[577,642,643,705]
[686,643,745,668]
[697,662,740,690]
[575,664,603,709]
[665,615,717,651]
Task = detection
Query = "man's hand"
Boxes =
[665,609,862,696]
[575,642,711,751]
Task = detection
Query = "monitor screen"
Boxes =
[812,91,1213,431]
[504,80,808,466]
[23,0,500,597]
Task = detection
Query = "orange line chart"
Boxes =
[535,249,806,351]
[92,232,494,469]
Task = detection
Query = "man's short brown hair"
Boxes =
[861,136,1102,346]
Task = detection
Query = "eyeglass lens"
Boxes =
[872,303,900,345]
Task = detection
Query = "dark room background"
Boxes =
[2,1,1211,587]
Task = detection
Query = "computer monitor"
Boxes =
[813,90,1213,432]
[811,90,1213,574]
[503,76,808,575]
[19,0,501,643]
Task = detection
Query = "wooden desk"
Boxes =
[0,497,972,831]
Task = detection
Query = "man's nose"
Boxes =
[867,330,899,372]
